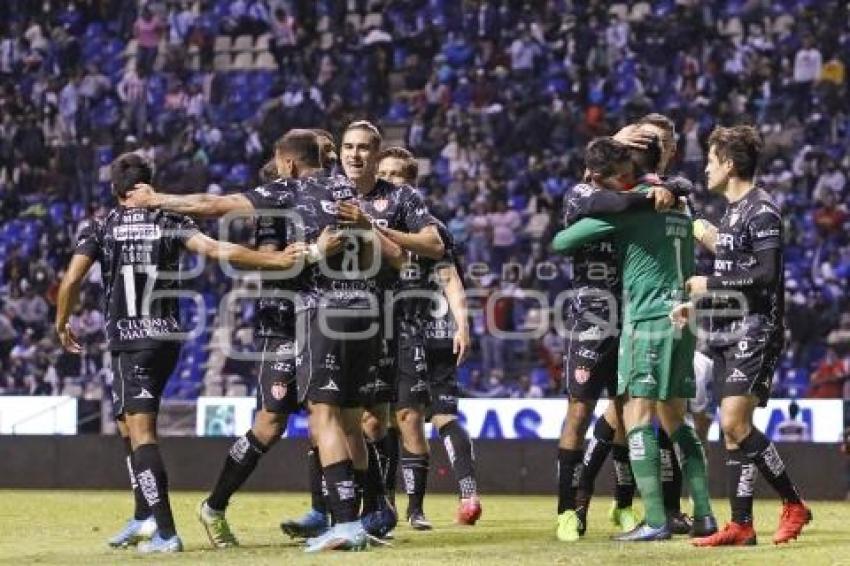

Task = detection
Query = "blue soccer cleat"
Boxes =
[137,532,184,553]
[107,516,157,548]
[304,521,368,553]
[280,508,329,539]
[362,503,398,538]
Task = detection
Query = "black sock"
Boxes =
[363,437,387,514]
[307,447,328,514]
[578,416,614,501]
[738,429,801,504]
[612,443,636,509]
[727,448,756,524]
[123,437,151,520]
[207,430,268,512]
[380,427,400,501]
[133,443,177,539]
[438,420,478,499]
[401,448,429,513]
[324,460,358,523]
[557,448,583,514]
[658,428,682,513]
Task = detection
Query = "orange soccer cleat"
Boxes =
[772,502,812,544]
[692,521,757,547]
[455,497,483,526]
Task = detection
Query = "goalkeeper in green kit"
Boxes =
[552,137,717,541]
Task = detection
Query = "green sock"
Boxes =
[671,424,713,519]
[627,425,666,528]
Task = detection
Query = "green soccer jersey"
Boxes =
[552,188,694,323]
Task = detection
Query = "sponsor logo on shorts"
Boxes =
[577,348,599,361]
[271,381,287,400]
[134,388,154,399]
[320,379,340,392]
[322,353,340,371]
[374,378,391,391]
[411,380,429,392]
[574,367,591,384]
[727,368,748,382]
[636,373,656,385]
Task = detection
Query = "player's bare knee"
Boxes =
[720,416,751,445]
[252,410,285,446]
[430,414,454,430]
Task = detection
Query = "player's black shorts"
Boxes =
[709,330,783,407]
[395,326,430,410]
[562,322,618,401]
[424,345,460,419]
[295,308,379,408]
[256,336,299,415]
[370,338,396,406]
[111,343,181,417]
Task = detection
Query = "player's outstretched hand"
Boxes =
[337,201,372,230]
[316,226,346,257]
[646,186,675,211]
[125,183,158,208]
[613,124,656,149]
[669,301,693,330]
[454,328,471,366]
[57,323,82,354]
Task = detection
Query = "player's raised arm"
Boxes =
[55,253,95,353]
[551,217,616,254]
[125,183,255,218]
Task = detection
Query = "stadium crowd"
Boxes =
[0,0,849,402]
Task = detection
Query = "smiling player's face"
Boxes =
[377,157,411,185]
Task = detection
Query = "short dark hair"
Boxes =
[585,137,631,178]
[343,119,382,149]
[110,152,152,198]
[312,128,335,144]
[378,146,418,183]
[708,125,762,180]
[259,159,278,183]
[638,113,676,137]
[274,129,321,168]
[630,135,662,175]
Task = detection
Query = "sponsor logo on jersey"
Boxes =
[320,200,338,215]
[113,224,162,241]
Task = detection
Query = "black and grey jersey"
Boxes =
[561,182,620,322]
[706,185,784,344]
[244,172,377,311]
[74,207,198,351]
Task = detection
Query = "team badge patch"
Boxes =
[271,382,287,400]
[574,367,590,384]
[373,198,389,212]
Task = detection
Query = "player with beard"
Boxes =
[575,114,695,535]
[56,153,306,553]
[553,137,717,542]
[125,129,392,552]
[375,147,481,527]
[676,125,811,547]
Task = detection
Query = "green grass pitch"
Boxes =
[1,491,847,565]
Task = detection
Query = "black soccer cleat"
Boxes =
[667,511,693,535]
[690,514,719,538]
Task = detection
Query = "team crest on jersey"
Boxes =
[574,367,590,384]
[320,201,338,215]
[271,382,287,400]
[373,198,389,212]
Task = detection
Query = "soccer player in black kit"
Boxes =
[55,153,306,553]
[127,129,393,552]
[671,125,811,546]
[375,147,481,527]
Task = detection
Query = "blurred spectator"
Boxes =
[809,348,848,398]
[134,6,164,75]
